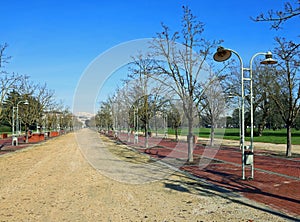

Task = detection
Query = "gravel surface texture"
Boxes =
[0,129,289,221]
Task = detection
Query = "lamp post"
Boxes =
[133,106,139,144]
[16,100,29,135]
[12,100,29,146]
[12,106,16,145]
[213,47,277,180]
[164,112,168,139]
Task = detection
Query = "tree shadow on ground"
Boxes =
[162,169,299,221]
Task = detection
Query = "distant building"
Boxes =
[75,112,94,128]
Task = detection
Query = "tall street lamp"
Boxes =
[12,99,29,146]
[213,46,277,180]
[133,105,139,144]
[16,100,29,135]
[12,106,16,145]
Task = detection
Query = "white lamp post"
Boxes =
[213,47,277,180]
[133,106,139,144]
[16,100,29,135]
[12,106,16,145]
[12,99,29,146]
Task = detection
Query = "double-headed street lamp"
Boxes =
[12,100,29,146]
[213,46,277,180]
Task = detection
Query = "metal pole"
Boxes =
[229,50,245,180]
[134,108,136,143]
[12,107,15,145]
[249,52,266,179]
[136,106,139,142]
[238,96,241,149]
[249,56,255,180]
[214,47,276,180]
[19,118,22,135]
[134,106,139,144]
[16,105,20,145]
[16,105,19,136]
[164,112,168,138]
[241,66,245,180]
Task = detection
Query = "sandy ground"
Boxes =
[0,129,289,221]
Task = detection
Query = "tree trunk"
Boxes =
[286,124,292,157]
[210,124,215,147]
[154,114,158,137]
[127,130,130,142]
[257,124,263,137]
[25,126,29,143]
[187,118,194,162]
[175,127,179,141]
[257,111,268,136]
[144,123,148,148]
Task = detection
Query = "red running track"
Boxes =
[114,132,300,219]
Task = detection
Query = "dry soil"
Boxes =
[0,129,289,221]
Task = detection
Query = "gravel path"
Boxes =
[0,128,288,221]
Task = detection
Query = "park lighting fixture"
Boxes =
[213,46,277,180]
[12,99,29,146]
[213,46,232,62]
[23,99,29,105]
[260,51,277,65]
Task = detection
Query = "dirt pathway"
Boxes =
[0,129,288,221]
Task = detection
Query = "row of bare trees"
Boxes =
[0,43,75,135]
[95,3,299,159]
[96,7,227,163]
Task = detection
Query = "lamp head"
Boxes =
[260,51,277,65]
[213,46,232,62]
[24,100,29,105]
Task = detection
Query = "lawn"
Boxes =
[167,127,300,145]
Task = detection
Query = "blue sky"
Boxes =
[1,0,299,113]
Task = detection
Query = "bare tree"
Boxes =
[130,55,154,148]
[34,83,55,131]
[16,77,55,141]
[252,1,300,156]
[128,53,170,147]
[0,43,11,68]
[253,1,300,30]
[0,73,24,119]
[268,37,300,156]
[167,101,183,141]
[97,100,113,132]
[0,43,24,120]
[151,6,221,162]
[199,74,226,146]
[2,90,23,128]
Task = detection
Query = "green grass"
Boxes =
[167,127,300,145]
[0,125,11,134]
[118,127,299,145]
[251,129,300,145]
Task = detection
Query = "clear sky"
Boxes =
[1,0,299,113]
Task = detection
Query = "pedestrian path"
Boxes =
[75,129,179,184]
[4,130,298,220]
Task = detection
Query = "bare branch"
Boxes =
[0,43,12,68]
[252,1,300,29]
